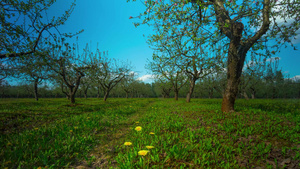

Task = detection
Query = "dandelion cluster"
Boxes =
[123,124,156,156]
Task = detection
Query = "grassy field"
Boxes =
[0,98,299,169]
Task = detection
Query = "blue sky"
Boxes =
[47,0,300,83]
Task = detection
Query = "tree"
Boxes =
[128,0,300,112]
[147,21,226,102]
[44,39,92,104]
[154,78,173,98]
[120,72,136,98]
[77,76,91,99]
[239,57,266,99]
[88,47,132,101]
[14,53,51,101]
[0,0,83,59]
[147,54,188,100]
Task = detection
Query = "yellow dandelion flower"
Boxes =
[37,167,42,169]
[87,117,90,119]
[146,146,154,149]
[135,121,139,124]
[138,150,149,156]
[74,127,78,129]
[70,130,73,132]
[135,126,142,131]
[149,132,155,135]
[34,128,38,130]
[124,142,132,146]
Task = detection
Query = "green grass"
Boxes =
[0,98,299,168]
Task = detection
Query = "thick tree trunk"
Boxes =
[186,80,195,103]
[70,93,75,104]
[221,51,246,112]
[174,90,178,101]
[104,90,110,101]
[33,80,38,101]
[221,20,246,112]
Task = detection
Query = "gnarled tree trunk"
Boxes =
[221,22,246,112]
[186,79,196,103]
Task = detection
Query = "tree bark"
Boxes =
[243,91,249,100]
[33,80,38,101]
[70,93,75,104]
[221,22,246,112]
[174,90,179,101]
[186,79,195,103]
[104,90,110,101]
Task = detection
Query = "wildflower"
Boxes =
[135,121,139,124]
[149,132,155,135]
[74,127,78,129]
[146,146,154,149]
[135,126,142,131]
[70,130,73,132]
[34,128,39,130]
[124,142,132,146]
[37,167,42,169]
[87,117,90,119]
[138,150,150,156]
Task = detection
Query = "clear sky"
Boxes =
[47,0,300,83]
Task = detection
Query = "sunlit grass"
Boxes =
[0,98,299,168]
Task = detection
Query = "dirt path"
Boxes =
[71,101,156,169]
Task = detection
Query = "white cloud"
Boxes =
[291,75,300,81]
[137,74,155,83]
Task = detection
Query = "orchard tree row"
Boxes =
[1,62,299,99]
[0,0,134,103]
[1,0,300,112]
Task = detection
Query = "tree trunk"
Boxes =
[208,88,213,99]
[174,90,178,101]
[70,93,75,104]
[243,91,249,100]
[33,80,38,101]
[221,42,246,112]
[104,90,110,101]
[97,86,100,98]
[186,80,195,103]
[251,90,256,99]
[126,92,129,99]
